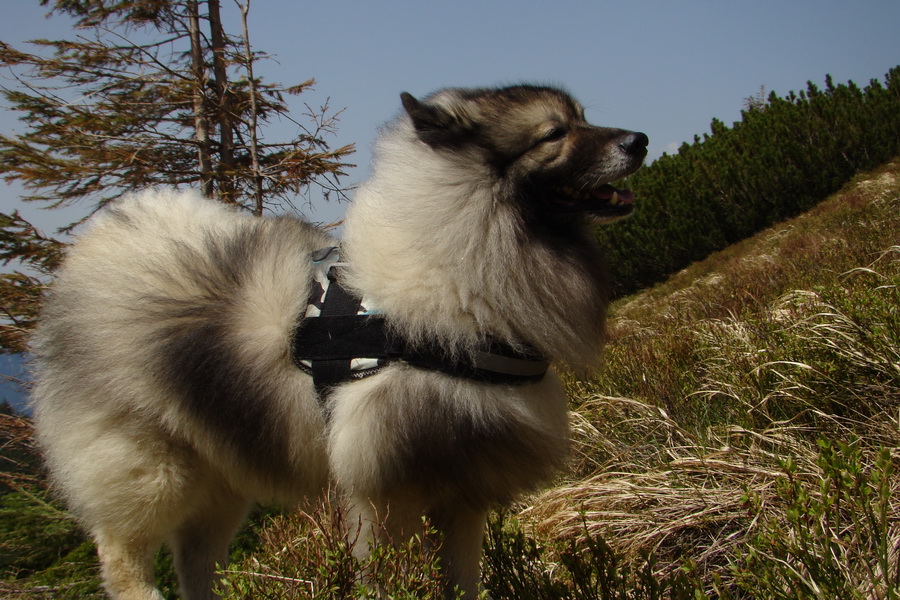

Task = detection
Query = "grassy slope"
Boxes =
[524,158,900,597]
[3,160,898,598]
[225,160,899,598]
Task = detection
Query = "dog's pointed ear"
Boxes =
[400,91,472,148]
[401,92,447,129]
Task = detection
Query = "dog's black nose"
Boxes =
[619,132,649,156]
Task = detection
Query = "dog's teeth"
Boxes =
[610,191,620,205]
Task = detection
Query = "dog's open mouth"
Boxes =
[544,183,636,219]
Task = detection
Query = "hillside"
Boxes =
[212,160,900,599]
[2,159,899,598]
[523,157,900,597]
[598,67,900,298]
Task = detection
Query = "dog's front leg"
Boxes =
[345,496,486,598]
[430,506,489,599]
[344,494,426,594]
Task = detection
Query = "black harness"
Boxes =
[291,248,549,403]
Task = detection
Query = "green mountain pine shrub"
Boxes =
[601,67,900,297]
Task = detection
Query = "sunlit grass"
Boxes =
[529,158,900,596]
[3,161,897,598]
[220,160,899,598]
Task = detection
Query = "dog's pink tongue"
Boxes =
[614,188,635,204]
[593,184,635,205]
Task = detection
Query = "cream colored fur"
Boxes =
[31,85,645,599]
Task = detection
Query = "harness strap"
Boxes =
[295,316,549,389]
[401,343,549,385]
[308,267,364,398]
[292,248,551,408]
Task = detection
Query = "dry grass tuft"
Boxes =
[523,159,900,595]
[529,396,826,576]
[220,494,451,599]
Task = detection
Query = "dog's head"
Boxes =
[400,85,648,223]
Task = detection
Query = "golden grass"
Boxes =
[519,158,900,594]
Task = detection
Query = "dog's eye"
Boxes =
[541,127,567,143]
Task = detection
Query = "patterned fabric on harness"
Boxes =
[296,246,386,378]
[291,247,551,405]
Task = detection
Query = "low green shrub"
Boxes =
[729,440,898,599]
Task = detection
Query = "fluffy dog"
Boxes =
[31,84,647,599]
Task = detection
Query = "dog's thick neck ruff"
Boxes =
[292,247,550,401]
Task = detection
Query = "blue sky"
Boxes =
[0,1,898,407]
[1,0,898,228]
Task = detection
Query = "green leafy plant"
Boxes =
[220,498,456,599]
[732,440,898,599]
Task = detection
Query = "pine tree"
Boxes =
[0,212,63,353]
[597,67,900,297]
[0,0,355,353]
